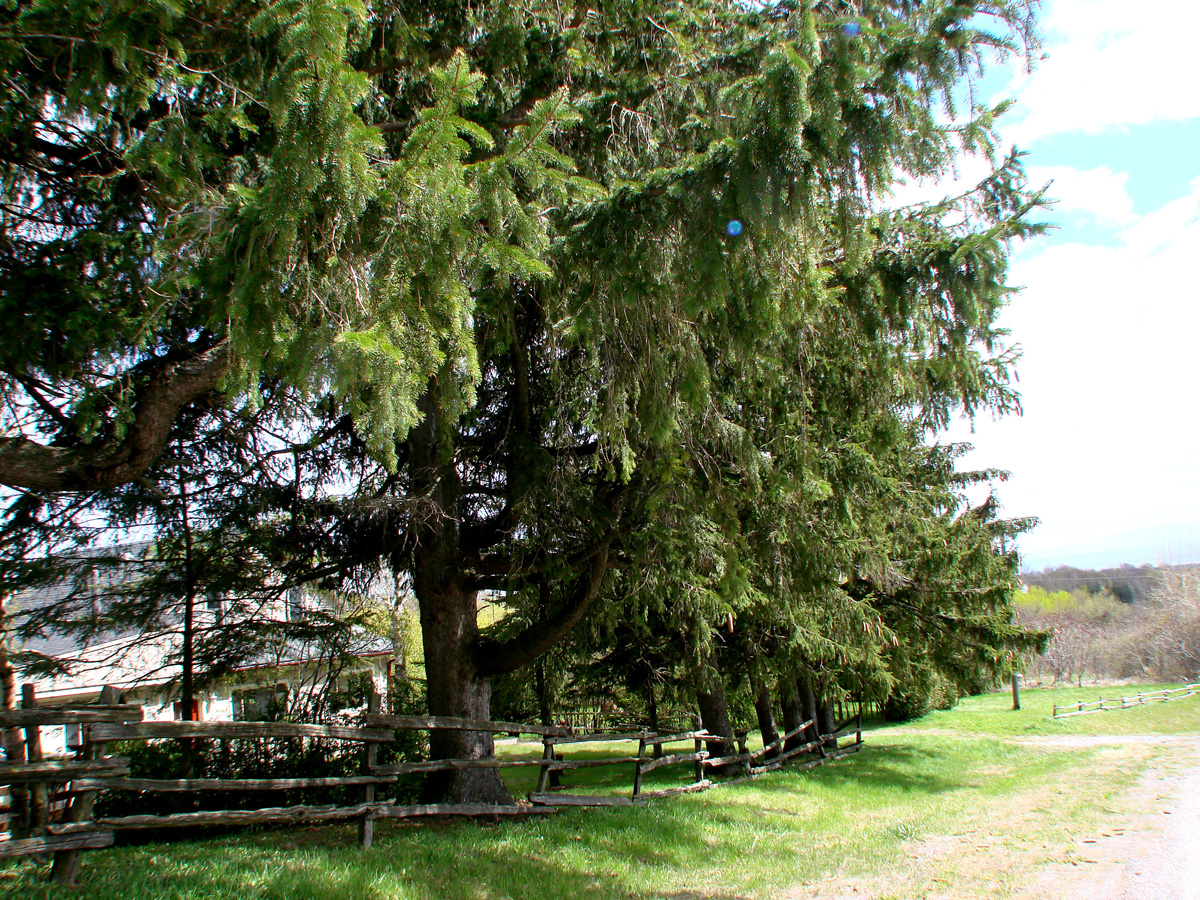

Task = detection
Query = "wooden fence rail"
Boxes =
[1051,684,1200,718]
[0,689,866,885]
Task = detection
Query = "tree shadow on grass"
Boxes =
[4,811,757,900]
[3,745,986,899]
[745,743,971,797]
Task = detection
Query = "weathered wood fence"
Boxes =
[1051,683,1199,718]
[0,689,864,885]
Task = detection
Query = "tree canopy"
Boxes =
[2,0,1046,803]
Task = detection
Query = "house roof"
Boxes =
[9,542,396,688]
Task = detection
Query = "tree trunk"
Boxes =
[646,678,663,758]
[779,676,804,752]
[752,677,780,760]
[799,678,821,745]
[21,684,48,837]
[816,695,838,751]
[535,660,552,729]
[417,581,512,804]
[410,385,512,805]
[694,650,735,771]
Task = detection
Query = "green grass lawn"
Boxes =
[881,682,1200,737]
[2,685,1197,899]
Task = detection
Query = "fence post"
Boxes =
[21,684,48,841]
[535,737,554,794]
[1011,673,1021,711]
[359,692,380,850]
[50,684,119,886]
[632,735,647,800]
[692,716,703,785]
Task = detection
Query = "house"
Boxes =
[5,544,398,755]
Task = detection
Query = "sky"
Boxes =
[932,0,1200,571]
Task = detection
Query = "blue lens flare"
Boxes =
[725,220,743,237]
[842,21,861,36]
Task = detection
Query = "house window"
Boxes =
[232,684,288,721]
[173,699,201,721]
[206,593,224,625]
[64,724,84,752]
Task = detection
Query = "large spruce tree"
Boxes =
[2,0,1044,802]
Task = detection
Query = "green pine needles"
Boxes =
[2,0,1048,764]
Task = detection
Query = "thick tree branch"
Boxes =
[463,523,618,582]
[472,541,611,677]
[0,342,230,492]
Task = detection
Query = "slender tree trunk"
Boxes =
[752,677,780,760]
[178,460,197,721]
[779,676,804,752]
[799,678,821,745]
[177,462,199,780]
[535,660,552,729]
[391,572,410,704]
[21,684,47,837]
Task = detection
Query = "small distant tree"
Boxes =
[1136,569,1200,681]
[1016,586,1138,684]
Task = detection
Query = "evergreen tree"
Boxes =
[2,0,1047,803]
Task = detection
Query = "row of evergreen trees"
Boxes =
[1,0,1048,803]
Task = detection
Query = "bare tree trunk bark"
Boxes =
[779,676,804,753]
[417,580,512,804]
[695,650,736,772]
[816,694,838,751]
[799,678,821,746]
[535,660,552,729]
[647,678,663,758]
[752,677,780,760]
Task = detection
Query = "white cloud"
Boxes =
[1025,165,1136,228]
[881,154,1003,213]
[998,0,1200,144]
[946,176,1200,567]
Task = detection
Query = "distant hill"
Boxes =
[1020,563,1161,604]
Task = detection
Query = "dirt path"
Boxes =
[781,735,1200,900]
[1024,736,1200,900]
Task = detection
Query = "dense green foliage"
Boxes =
[1,0,1048,793]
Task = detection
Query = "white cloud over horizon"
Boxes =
[998,0,1200,145]
[947,173,1200,569]
[1024,164,1136,229]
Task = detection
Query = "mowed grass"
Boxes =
[883,682,1200,737]
[2,685,1197,899]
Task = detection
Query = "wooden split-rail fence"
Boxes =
[1051,683,1199,718]
[0,689,864,885]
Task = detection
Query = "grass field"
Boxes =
[2,685,1197,899]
